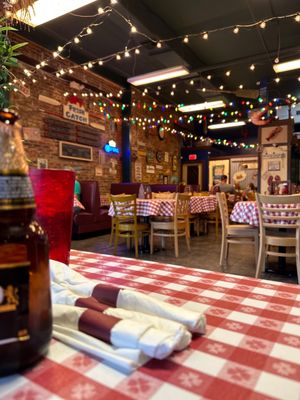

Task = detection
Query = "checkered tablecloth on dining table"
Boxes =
[230,201,300,227]
[108,196,217,217]
[230,201,259,226]
[1,249,300,400]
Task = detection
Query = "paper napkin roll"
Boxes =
[51,281,191,351]
[53,304,182,359]
[50,260,206,334]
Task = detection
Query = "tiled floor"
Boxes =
[71,227,299,284]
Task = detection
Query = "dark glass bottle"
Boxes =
[0,109,52,376]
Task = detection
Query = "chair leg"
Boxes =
[150,225,154,254]
[186,222,191,252]
[219,236,227,268]
[254,234,259,265]
[109,227,114,246]
[255,238,265,279]
[174,234,179,257]
[134,232,139,258]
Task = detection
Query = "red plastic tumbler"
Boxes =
[29,168,75,265]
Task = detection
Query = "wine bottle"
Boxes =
[0,109,52,375]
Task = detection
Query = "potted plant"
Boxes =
[0,1,35,108]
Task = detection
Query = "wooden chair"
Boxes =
[150,193,191,257]
[255,193,300,282]
[217,192,259,269]
[110,194,150,258]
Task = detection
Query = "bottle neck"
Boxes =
[0,120,35,211]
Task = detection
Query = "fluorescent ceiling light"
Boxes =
[15,0,97,27]
[179,100,225,112]
[208,121,246,130]
[127,66,189,86]
[273,58,300,73]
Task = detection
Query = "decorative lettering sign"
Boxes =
[63,103,89,125]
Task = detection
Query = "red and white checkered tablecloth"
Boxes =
[109,197,217,217]
[109,198,175,217]
[2,249,300,400]
[230,201,259,226]
[190,195,217,214]
[230,201,300,227]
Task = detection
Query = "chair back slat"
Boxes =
[216,192,229,229]
[256,194,300,229]
[175,193,190,220]
[110,194,137,222]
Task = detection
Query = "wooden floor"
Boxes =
[71,227,298,285]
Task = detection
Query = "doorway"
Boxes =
[182,163,203,189]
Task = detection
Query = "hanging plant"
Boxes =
[0,17,28,108]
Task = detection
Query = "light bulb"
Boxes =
[124,50,130,57]
[295,14,300,22]
[36,64,40,69]
[250,64,255,71]
[88,62,93,68]
[225,70,231,76]
[68,69,73,74]
[207,75,212,80]
[116,54,121,60]
[202,32,208,40]
[53,51,58,58]
[183,36,189,43]
[260,21,266,29]
[239,84,243,89]
[83,65,88,70]
[156,41,162,48]
[86,27,92,34]
[275,77,280,83]
[98,7,104,14]
[233,26,239,34]
[74,37,80,44]
[98,60,103,65]
[219,85,224,90]
[135,48,140,54]
[131,25,137,33]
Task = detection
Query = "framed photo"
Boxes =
[259,121,290,145]
[37,158,48,169]
[59,141,93,161]
[268,160,281,171]
[163,175,168,184]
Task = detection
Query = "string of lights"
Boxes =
[18,4,300,88]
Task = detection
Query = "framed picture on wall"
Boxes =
[37,158,48,169]
[163,175,168,184]
[59,141,93,161]
[268,160,281,171]
[259,121,290,145]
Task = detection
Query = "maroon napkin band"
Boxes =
[78,309,120,343]
[92,284,121,307]
[75,296,110,313]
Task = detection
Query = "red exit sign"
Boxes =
[188,154,197,160]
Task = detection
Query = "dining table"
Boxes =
[108,195,217,217]
[1,249,300,400]
[230,200,259,226]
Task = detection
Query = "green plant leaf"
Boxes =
[10,42,28,51]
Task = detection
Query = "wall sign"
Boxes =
[104,139,120,154]
[63,102,89,125]
[59,141,93,161]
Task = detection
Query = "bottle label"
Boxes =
[0,176,35,209]
[0,262,30,345]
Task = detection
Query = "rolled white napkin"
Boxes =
[51,279,191,351]
[53,304,182,359]
[50,260,206,334]
[53,324,148,374]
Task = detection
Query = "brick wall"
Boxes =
[10,34,182,200]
